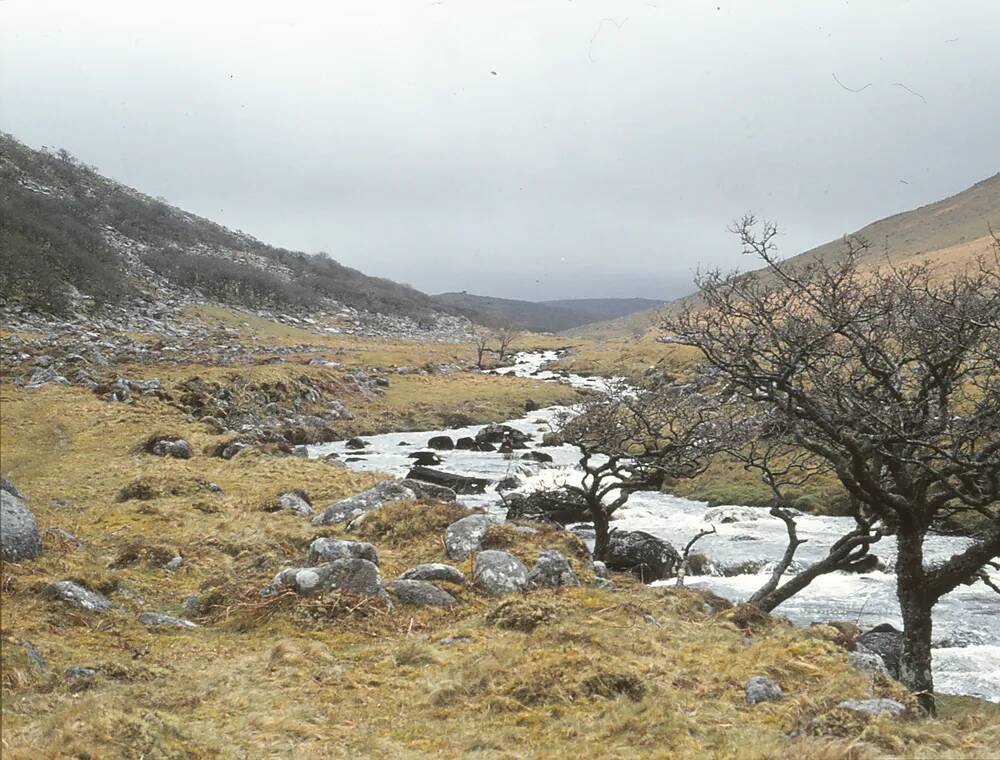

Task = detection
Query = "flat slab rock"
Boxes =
[308,537,379,565]
[261,558,387,600]
[836,698,907,717]
[400,563,466,584]
[445,514,498,561]
[386,579,457,607]
[138,612,198,629]
[43,580,112,612]
[473,550,529,595]
[312,478,456,526]
[1,489,42,562]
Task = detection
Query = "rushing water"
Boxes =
[309,351,1000,702]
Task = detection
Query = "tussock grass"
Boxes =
[2,358,997,758]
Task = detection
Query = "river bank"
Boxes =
[310,350,1000,702]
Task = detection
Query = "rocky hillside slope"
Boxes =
[0,134,477,342]
[572,173,1000,340]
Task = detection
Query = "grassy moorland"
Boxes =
[2,313,997,758]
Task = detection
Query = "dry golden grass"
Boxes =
[2,327,998,758]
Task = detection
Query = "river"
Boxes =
[309,350,1000,702]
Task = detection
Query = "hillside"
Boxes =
[434,292,664,333]
[571,173,1000,339]
[0,134,478,340]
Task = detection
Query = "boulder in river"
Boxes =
[1,489,42,562]
[344,437,369,450]
[386,579,457,607]
[455,437,476,450]
[503,489,589,525]
[475,423,531,448]
[605,530,680,582]
[521,451,553,464]
[473,550,529,595]
[408,451,443,466]
[445,514,497,560]
[426,435,455,450]
[406,466,490,495]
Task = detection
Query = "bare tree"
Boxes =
[496,322,519,362]
[667,217,1000,713]
[717,408,885,611]
[473,329,492,369]
[558,379,717,560]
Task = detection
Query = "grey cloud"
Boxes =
[2,0,998,300]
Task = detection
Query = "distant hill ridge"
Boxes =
[433,292,666,333]
[571,172,1000,339]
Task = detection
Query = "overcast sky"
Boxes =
[2,1,998,300]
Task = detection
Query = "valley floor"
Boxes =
[1,310,997,758]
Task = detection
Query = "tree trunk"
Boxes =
[896,527,936,715]
[592,512,611,562]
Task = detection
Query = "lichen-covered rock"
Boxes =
[148,436,192,459]
[312,480,417,525]
[473,550,529,595]
[606,530,680,582]
[1,476,25,500]
[308,537,379,565]
[277,491,312,516]
[138,612,198,629]
[386,579,457,607]
[527,550,580,588]
[444,514,496,561]
[42,581,111,612]
[400,563,466,584]
[261,558,387,600]
[745,675,784,704]
[856,624,903,679]
[836,698,907,717]
[312,478,456,526]
[850,648,890,679]
[1,489,42,562]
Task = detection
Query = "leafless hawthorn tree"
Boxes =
[496,323,519,362]
[558,378,717,560]
[667,216,1000,713]
[473,329,492,369]
[715,408,885,611]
